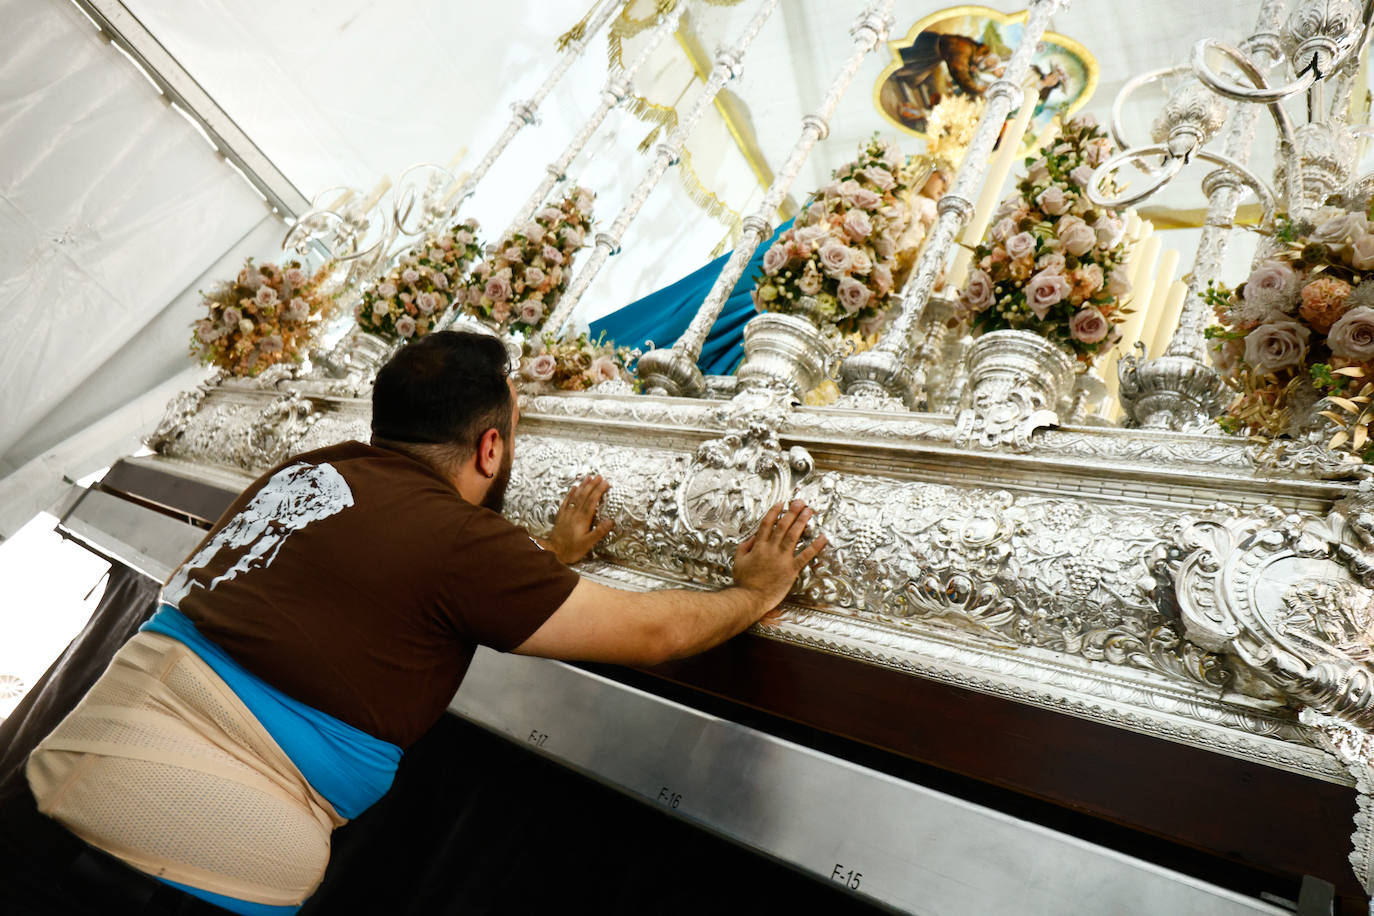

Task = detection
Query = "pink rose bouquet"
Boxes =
[191,257,336,376]
[519,331,639,392]
[957,115,1131,364]
[751,135,922,337]
[461,186,594,335]
[358,218,482,342]
[1205,206,1374,447]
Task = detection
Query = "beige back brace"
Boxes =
[27,631,345,907]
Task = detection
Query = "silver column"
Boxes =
[542,0,783,338]
[1118,0,1288,431]
[635,0,896,397]
[448,0,627,211]
[837,0,1069,410]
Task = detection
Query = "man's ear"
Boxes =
[476,427,502,478]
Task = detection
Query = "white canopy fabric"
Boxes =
[0,0,1366,537]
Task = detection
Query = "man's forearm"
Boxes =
[640,585,772,662]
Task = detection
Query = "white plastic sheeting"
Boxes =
[0,0,275,498]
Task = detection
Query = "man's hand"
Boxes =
[733,500,828,613]
[542,475,614,565]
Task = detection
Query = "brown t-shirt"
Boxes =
[162,441,577,748]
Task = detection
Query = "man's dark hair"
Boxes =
[371,331,513,462]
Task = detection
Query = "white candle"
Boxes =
[1148,280,1188,360]
[1141,249,1180,357]
[1120,234,1160,355]
[445,147,469,171]
[326,188,356,212]
[1123,210,1141,242]
[952,83,1038,289]
[361,176,392,212]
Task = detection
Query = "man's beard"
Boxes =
[481,446,513,513]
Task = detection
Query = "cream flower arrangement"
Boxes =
[356,218,482,341]
[460,186,594,334]
[957,114,1132,364]
[752,136,918,337]
[191,258,335,377]
[518,331,638,392]
[1206,205,1374,456]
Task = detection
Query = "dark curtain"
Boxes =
[0,563,160,805]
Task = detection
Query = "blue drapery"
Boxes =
[589,219,794,376]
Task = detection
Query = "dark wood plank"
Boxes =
[99,460,240,527]
[641,633,1363,900]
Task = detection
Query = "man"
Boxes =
[3,331,826,915]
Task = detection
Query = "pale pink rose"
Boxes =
[455,229,474,246]
[1243,319,1309,372]
[1037,252,1067,274]
[371,301,389,319]
[286,297,310,322]
[402,268,420,284]
[819,241,854,277]
[1027,270,1073,318]
[503,247,522,262]
[526,266,546,287]
[796,225,829,246]
[871,235,896,259]
[437,235,454,250]
[415,292,436,314]
[395,316,417,338]
[1310,212,1361,251]
[1107,269,1131,298]
[492,300,512,322]
[990,217,1017,241]
[536,207,561,223]
[836,276,872,314]
[485,275,512,302]
[1036,186,1070,216]
[797,264,822,295]
[871,263,893,295]
[563,228,583,249]
[237,267,264,291]
[238,318,254,335]
[881,202,909,224]
[843,210,873,241]
[377,281,398,299]
[1084,137,1112,167]
[1057,216,1096,256]
[434,273,449,290]
[521,222,545,244]
[861,164,896,191]
[850,248,873,274]
[1069,113,1098,130]
[841,180,882,210]
[517,300,544,325]
[1328,306,1374,361]
[1242,261,1300,313]
[1053,142,1074,156]
[259,334,284,354]
[526,353,557,382]
[542,244,564,265]
[762,243,788,275]
[1026,158,1050,184]
[1351,234,1374,271]
[254,285,278,307]
[575,189,594,211]
[222,306,242,327]
[427,247,445,262]
[1006,231,1037,261]
[1070,164,1096,189]
[1069,307,1109,343]
[589,355,619,383]
[195,320,219,343]
[995,195,1026,220]
[284,267,307,287]
[961,268,995,312]
[1094,216,1125,249]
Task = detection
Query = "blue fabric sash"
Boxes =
[589,218,794,376]
[140,605,404,915]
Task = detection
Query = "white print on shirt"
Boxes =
[163,462,355,606]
